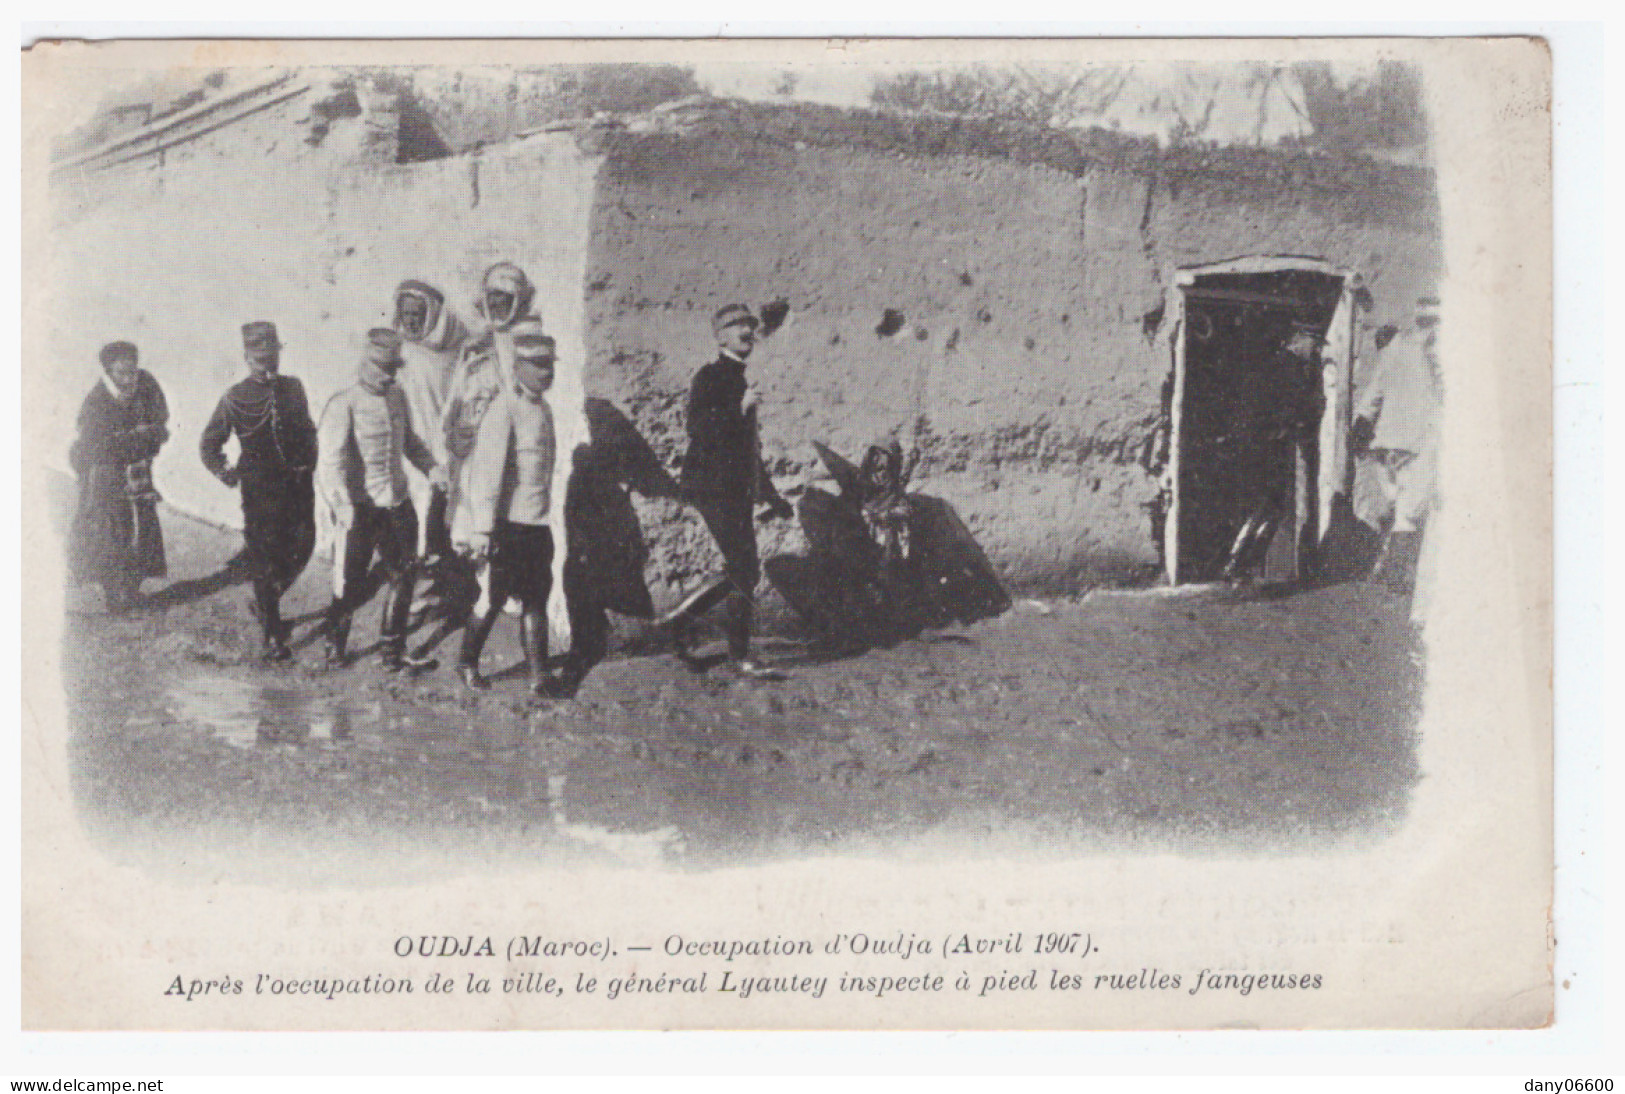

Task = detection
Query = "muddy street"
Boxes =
[59,504,1423,874]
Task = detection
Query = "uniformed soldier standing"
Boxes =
[316,328,443,671]
[665,304,793,678]
[199,322,318,661]
[454,322,560,696]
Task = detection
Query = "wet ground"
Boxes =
[58,503,1424,875]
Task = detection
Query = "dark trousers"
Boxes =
[692,494,759,661]
[422,485,453,560]
[460,522,554,675]
[241,470,314,641]
[1224,439,1314,582]
[325,499,418,656]
[414,485,468,623]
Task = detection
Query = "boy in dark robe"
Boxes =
[69,341,170,612]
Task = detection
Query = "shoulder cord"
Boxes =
[224,380,289,464]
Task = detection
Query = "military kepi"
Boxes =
[510,318,555,360]
[364,327,405,365]
[242,321,282,354]
[711,303,759,337]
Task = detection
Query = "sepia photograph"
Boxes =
[19,35,1553,1032]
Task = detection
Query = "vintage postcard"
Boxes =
[19,36,1551,1030]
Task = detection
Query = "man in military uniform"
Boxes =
[316,328,443,671]
[200,321,318,662]
[454,322,560,696]
[664,303,793,678]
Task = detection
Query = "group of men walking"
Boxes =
[68,262,1442,694]
[78,260,790,697]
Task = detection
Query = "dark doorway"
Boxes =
[1167,260,1351,585]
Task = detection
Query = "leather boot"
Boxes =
[256,582,291,662]
[520,607,551,698]
[378,578,406,669]
[661,576,733,668]
[457,604,501,690]
[378,574,434,671]
[554,653,589,698]
[383,570,413,639]
[324,615,350,668]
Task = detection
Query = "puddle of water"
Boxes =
[547,773,687,866]
[164,676,386,750]
[151,680,811,862]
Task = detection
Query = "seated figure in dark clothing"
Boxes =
[767,438,1009,649]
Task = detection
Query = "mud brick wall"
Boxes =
[584,131,1442,595]
[41,96,1439,616]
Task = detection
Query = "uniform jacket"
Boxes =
[316,375,436,511]
[681,353,780,504]
[200,373,317,480]
[464,384,556,533]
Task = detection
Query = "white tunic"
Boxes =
[316,379,436,510]
[465,385,556,532]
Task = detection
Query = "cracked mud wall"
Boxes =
[584,131,1441,597]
